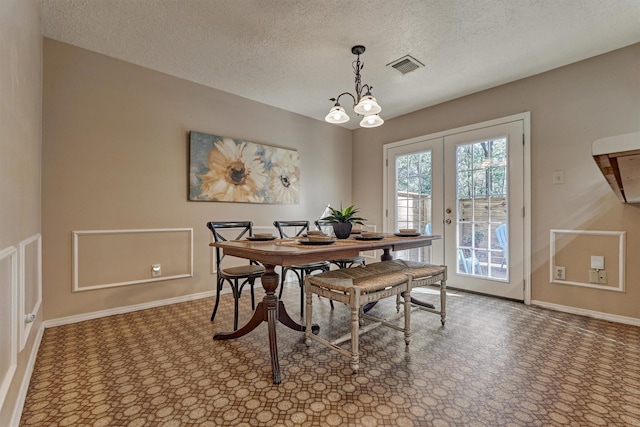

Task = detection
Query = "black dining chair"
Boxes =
[206,221,265,330]
[273,220,331,316]
[315,219,366,269]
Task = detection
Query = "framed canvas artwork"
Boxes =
[189,131,300,204]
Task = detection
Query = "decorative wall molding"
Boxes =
[19,234,41,351]
[0,246,18,409]
[550,229,626,292]
[72,228,193,292]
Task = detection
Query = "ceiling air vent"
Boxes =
[387,55,424,74]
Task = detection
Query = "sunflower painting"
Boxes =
[189,131,300,204]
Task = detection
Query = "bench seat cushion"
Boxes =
[306,259,447,294]
[364,260,446,280]
[306,267,408,293]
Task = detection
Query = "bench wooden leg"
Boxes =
[350,305,360,373]
[403,288,411,345]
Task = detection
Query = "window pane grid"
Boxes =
[395,150,432,262]
[456,137,508,280]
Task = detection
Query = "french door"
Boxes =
[385,117,527,300]
[386,137,444,266]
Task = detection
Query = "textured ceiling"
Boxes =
[37,0,640,129]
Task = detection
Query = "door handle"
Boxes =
[445,219,452,224]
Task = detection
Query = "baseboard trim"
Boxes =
[44,290,217,328]
[9,323,44,427]
[531,299,640,327]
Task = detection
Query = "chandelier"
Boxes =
[325,45,384,128]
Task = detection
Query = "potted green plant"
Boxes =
[320,205,366,239]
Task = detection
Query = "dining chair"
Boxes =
[206,221,265,330]
[315,219,365,269]
[273,220,331,316]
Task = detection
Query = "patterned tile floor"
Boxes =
[20,285,640,426]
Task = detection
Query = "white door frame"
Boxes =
[382,112,532,304]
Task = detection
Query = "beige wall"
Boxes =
[353,43,640,319]
[42,39,353,320]
[0,0,42,424]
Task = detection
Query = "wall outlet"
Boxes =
[554,266,566,280]
[151,264,162,277]
[598,270,607,284]
[589,269,599,283]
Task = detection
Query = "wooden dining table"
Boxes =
[210,232,441,384]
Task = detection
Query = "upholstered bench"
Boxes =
[304,260,447,372]
[304,264,413,373]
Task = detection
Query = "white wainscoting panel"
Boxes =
[73,228,193,292]
[550,229,626,292]
[0,246,18,408]
[19,234,41,351]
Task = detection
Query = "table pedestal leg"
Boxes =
[266,286,280,384]
[213,264,318,384]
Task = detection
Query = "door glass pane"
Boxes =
[395,150,432,262]
[455,138,508,280]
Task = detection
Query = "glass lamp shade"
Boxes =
[359,113,384,128]
[354,95,382,115]
[325,105,350,124]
